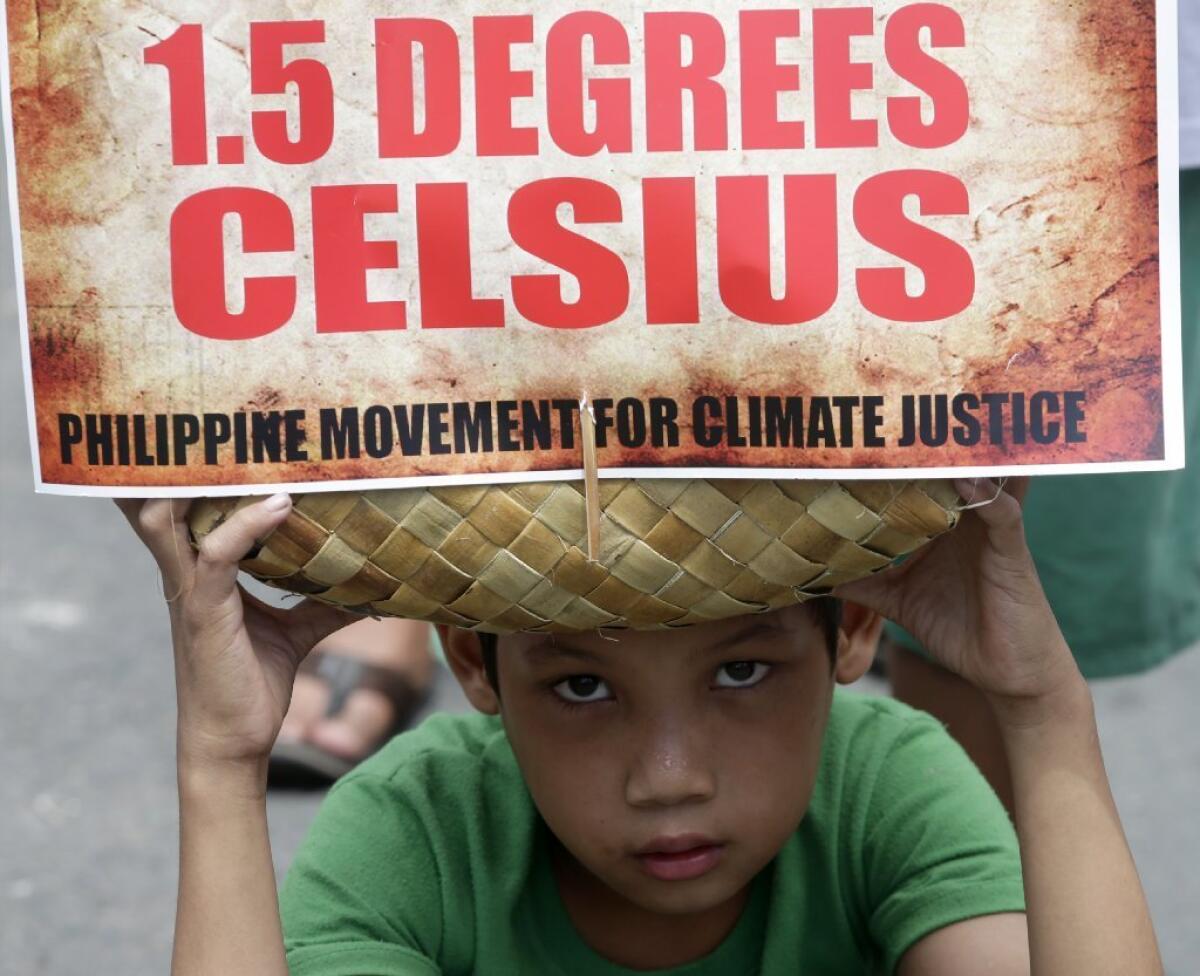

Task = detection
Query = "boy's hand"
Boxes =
[117,496,353,781]
[834,478,1083,724]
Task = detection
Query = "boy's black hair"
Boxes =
[476,598,842,694]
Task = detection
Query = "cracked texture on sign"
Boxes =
[6,0,1163,489]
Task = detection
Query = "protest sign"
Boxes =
[1,0,1184,495]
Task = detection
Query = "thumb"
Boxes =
[832,573,899,619]
[191,494,294,609]
[831,547,930,621]
[285,598,358,658]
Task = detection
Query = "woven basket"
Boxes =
[189,479,959,634]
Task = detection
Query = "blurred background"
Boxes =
[3,60,1200,976]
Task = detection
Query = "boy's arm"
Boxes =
[897,678,1157,976]
[897,914,1028,975]
[174,764,286,976]
[117,497,353,976]
[839,479,1162,976]
[999,677,1159,976]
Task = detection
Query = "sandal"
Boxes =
[268,650,431,788]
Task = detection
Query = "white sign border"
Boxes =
[2,0,1186,500]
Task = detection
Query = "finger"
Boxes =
[954,478,1021,522]
[118,498,197,588]
[121,497,193,547]
[114,498,142,522]
[114,499,150,546]
[1005,476,1031,505]
[953,478,1028,552]
[191,494,293,608]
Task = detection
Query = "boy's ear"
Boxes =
[436,625,501,716]
[833,601,885,685]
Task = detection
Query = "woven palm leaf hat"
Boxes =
[189,477,959,634]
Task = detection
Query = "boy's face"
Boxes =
[443,603,879,920]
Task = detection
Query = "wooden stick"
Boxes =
[579,393,602,562]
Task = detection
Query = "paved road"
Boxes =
[1,202,1198,975]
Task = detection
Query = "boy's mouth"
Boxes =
[635,835,724,882]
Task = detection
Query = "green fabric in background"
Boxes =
[887,170,1200,679]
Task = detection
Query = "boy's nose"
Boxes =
[625,724,717,808]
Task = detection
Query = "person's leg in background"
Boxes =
[888,168,1200,816]
[274,617,436,781]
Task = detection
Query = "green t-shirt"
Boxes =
[280,692,1024,976]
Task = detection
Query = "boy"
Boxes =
[118,477,1162,975]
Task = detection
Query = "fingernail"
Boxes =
[263,493,292,512]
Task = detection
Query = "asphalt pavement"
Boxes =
[1,203,1198,975]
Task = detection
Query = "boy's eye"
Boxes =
[553,675,612,704]
[714,661,770,689]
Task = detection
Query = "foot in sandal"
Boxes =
[271,617,435,786]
